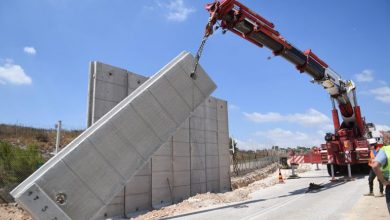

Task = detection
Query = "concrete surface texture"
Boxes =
[87,60,231,218]
[11,51,216,220]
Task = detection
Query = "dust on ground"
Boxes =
[0,203,32,220]
[131,163,312,220]
[0,164,311,220]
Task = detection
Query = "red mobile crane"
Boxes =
[196,0,383,176]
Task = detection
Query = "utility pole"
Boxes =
[55,120,62,154]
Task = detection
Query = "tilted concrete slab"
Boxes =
[87,60,231,217]
[11,51,216,220]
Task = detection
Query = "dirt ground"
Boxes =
[0,164,311,220]
[0,203,32,220]
[131,164,311,220]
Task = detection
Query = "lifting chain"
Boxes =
[190,8,219,79]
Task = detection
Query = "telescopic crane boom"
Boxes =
[202,0,365,136]
[198,0,381,174]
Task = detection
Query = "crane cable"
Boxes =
[190,9,218,79]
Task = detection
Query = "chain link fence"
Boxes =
[230,150,287,176]
[0,141,45,203]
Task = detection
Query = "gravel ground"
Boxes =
[0,203,32,220]
[131,164,312,220]
[0,164,312,220]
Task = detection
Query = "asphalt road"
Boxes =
[163,165,389,220]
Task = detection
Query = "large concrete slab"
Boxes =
[87,60,231,218]
[11,51,216,220]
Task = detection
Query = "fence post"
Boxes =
[55,120,62,154]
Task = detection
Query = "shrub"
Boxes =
[0,141,44,188]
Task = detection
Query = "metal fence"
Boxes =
[230,150,287,176]
[0,143,45,203]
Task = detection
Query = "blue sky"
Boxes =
[0,0,389,149]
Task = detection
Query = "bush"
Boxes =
[0,141,44,189]
[35,133,49,142]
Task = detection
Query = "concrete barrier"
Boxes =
[87,61,231,217]
[11,51,216,220]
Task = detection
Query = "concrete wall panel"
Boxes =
[88,122,145,180]
[205,131,218,144]
[36,161,104,220]
[173,157,191,171]
[219,166,231,192]
[152,189,172,208]
[205,118,217,132]
[125,193,151,213]
[128,73,147,91]
[152,156,172,172]
[173,171,191,186]
[191,183,206,196]
[131,91,178,141]
[93,99,119,121]
[206,156,219,169]
[173,186,190,203]
[126,175,151,194]
[191,156,206,170]
[110,106,161,159]
[62,139,125,203]
[173,127,189,143]
[12,52,216,220]
[94,79,128,103]
[155,141,173,157]
[97,62,128,86]
[173,142,190,157]
[189,116,205,131]
[85,56,230,218]
[190,142,206,156]
[133,160,151,176]
[206,143,218,156]
[189,129,205,143]
[207,181,220,193]
[191,170,206,184]
[164,64,205,109]
[206,168,219,182]
[17,184,71,220]
[149,77,192,125]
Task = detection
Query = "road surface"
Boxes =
[163,165,389,220]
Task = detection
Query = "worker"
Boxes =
[364,139,384,197]
[371,140,390,214]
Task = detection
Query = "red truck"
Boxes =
[195,0,383,177]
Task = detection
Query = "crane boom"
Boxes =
[203,0,366,136]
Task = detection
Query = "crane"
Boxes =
[194,0,383,176]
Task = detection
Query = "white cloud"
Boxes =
[243,108,331,126]
[355,69,374,82]
[254,128,323,148]
[370,86,390,104]
[235,139,267,151]
[0,59,32,85]
[378,80,388,86]
[235,128,327,150]
[23,46,37,55]
[229,104,240,111]
[158,0,195,22]
[376,124,390,132]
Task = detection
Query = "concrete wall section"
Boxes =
[217,99,231,192]
[87,59,230,218]
[11,51,215,220]
[172,121,191,203]
[151,141,173,208]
